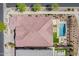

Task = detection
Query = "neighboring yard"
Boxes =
[53,32,59,43]
[55,48,67,56]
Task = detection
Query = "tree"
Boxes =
[0,21,6,32]
[32,4,42,12]
[16,3,27,12]
[51,3,60,11]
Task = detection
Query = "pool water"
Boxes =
[59,23,66,36]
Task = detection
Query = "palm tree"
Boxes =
[51,3,60,11]
[0,21,6,32]
[16,3,27,12]
[32,4,43,12]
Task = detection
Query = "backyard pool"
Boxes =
[58,22,66,37]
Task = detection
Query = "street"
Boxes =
[0,3,4,56]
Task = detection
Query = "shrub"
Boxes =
[16,3,27,12]
[51,3,60,11]
[32,4,42,12]
[0,21,6,32]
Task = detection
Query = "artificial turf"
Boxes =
[53,32,59,43]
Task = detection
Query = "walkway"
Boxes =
[3,3,15,56]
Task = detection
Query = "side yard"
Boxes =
[53,32,59,43]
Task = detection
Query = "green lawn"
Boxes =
[55,48,67,56]
[0,21,6,32]
[53,32,59,43]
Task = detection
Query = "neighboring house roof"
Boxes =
[16,49,53,56]
[9,15,53,47]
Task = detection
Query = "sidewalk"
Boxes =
[3,4,15,56]
[7,7,79,15]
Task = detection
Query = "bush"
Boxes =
[51,3,60,11]
[16,3,27,12]
[5,42,15,48]
[32,4,42,12]
[8,42,15,48]
[0,21,6,32]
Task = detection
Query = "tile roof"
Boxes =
[9,15,53,47]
